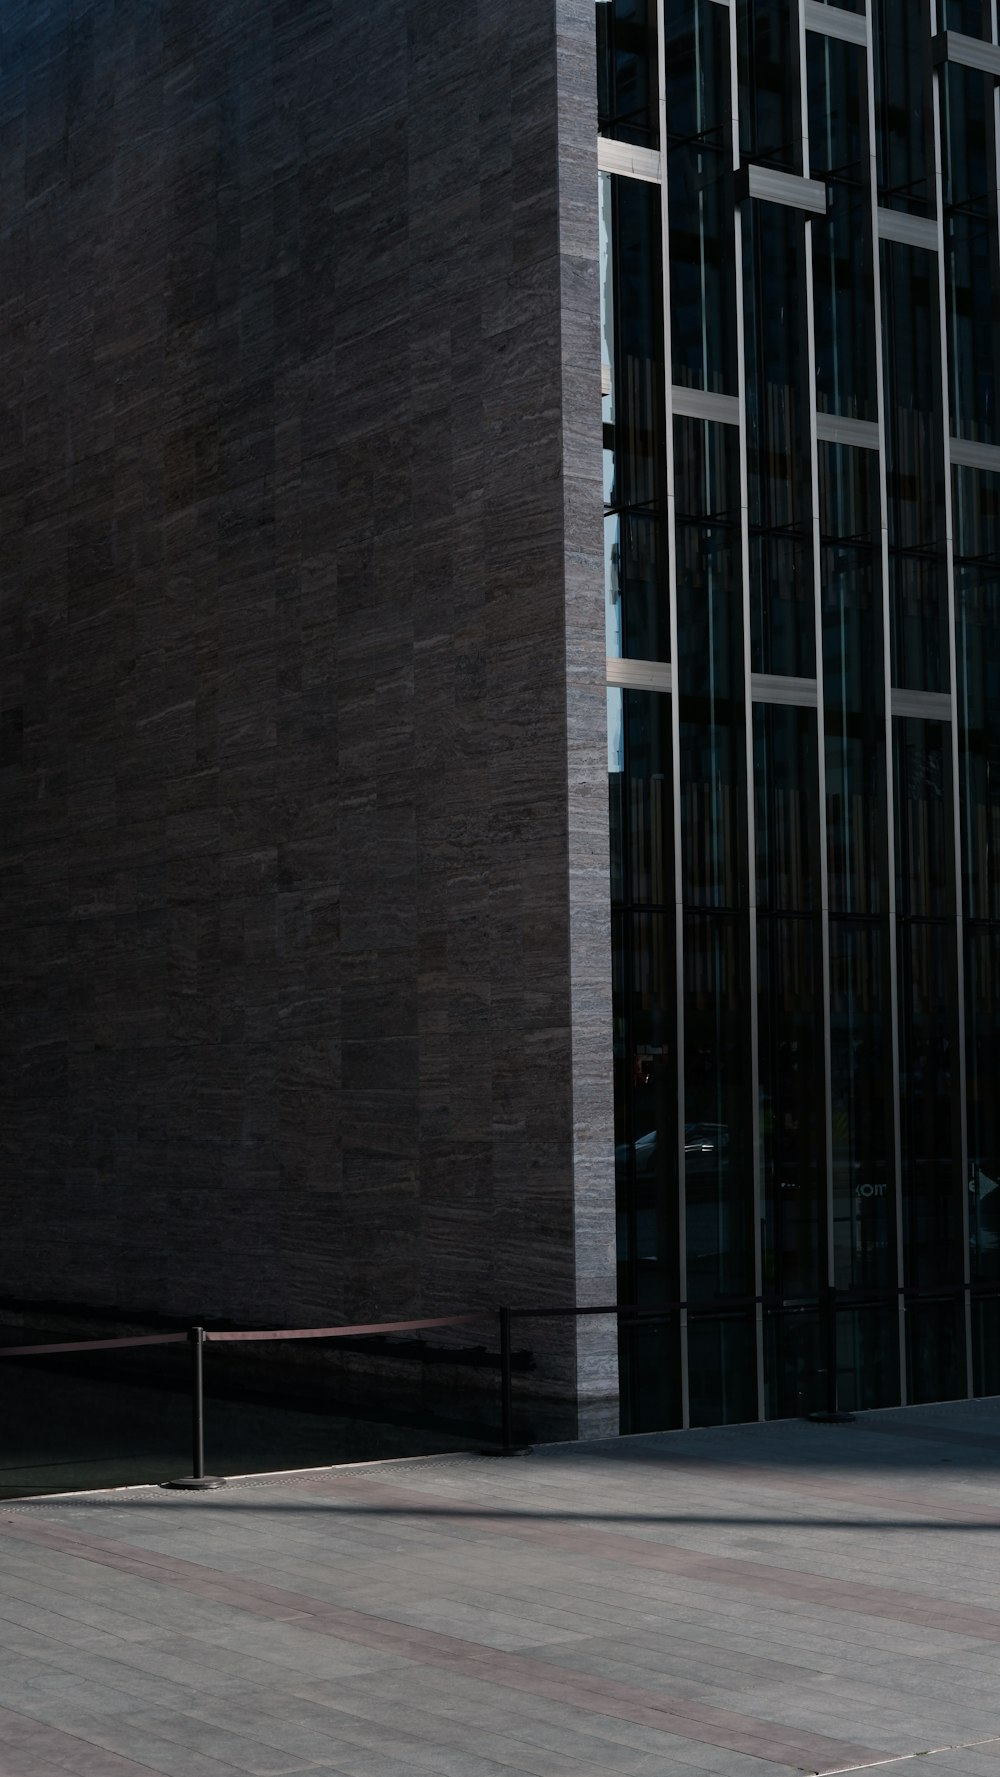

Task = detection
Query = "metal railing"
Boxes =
[2,1284,997,1486]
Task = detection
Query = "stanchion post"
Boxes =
[163,1324,225,1489]
[499,1306,513,1452]
[191,1325,206,1481]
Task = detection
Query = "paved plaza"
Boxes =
[2,1401,1000,1776]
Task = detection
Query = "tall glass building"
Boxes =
[601,0,1000,1426]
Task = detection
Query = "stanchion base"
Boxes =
[806,1410,857,1424]
[162,1475,227,1490]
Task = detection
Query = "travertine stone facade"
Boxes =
[0,0,615,1420]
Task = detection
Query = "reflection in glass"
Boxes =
[597,0,659,148]
[830,919,896,1292]
[601,174,669,663]
[684,913,754,1303]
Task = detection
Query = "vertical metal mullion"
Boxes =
[799,0,835,1379]
[864,0,906,1405]
[725,0,764,1421]
[656,0,688,1428]
[930,1,974,1397]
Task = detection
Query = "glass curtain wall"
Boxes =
[599,0,1000,1426]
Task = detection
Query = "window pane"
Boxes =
[688,1312,758,1424]
[830,919,897,1292]
[610,689,674,908]
[613,910,680,1309]
[955,467,1000,921]
[759,915,826,1300]
[754,704,821,912]
[684,912,755,1302]
[676,418,747,909]
[666,0,738,398]
[893,718,954,919]
[597,0,659,148]
[737,0,803,173]
[881,239,946,553]
[966,930,1000,1286]
[821,446,887,916]
[898,921,963,1290]
[602,175,669,662]
[872,0,934,216]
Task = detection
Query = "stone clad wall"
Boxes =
[0,0,615,1420]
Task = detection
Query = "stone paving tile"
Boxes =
[4,1404,1000,1775]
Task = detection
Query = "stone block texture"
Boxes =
[0,0,615,1412]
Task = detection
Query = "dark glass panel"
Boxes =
[602,175,669,663]
[610,688,674,908]
[898,920,963,1291]
[956,558,1000,923]
[754,705,821,912]
[940,0,990,38]
[758,915,825,1303]
[605,178,666,516]
[906,1298,966,1403]
[806,32,868,185]
[880,239,946,554]
[684,912,754,1302]
[973,1297,1000,1398]
[872,0,935,216]
[835,1305,901,1411]
[893,718,954,919]
[668,144,738,397]
[673,411,740,527]
[812,184,878,423]
[618,1318,683,1432]
[675,418,747,910]
[744,202,812,533]
[830,919,896,1292]
[608,688,625,907]
[941,63,992,214]
[613,909,680,1307]
[750,535,815,678]
[898,916,959,1293]
[665,0,737,398]
[818,438,880,546]
[889,557,950,695]
[814,0,864,12]
[764,1308,823,1418]
[664,0,730,143]
[597,0,659,148]
[737,0,803,172]
[966,930,1000,1285]
[944,210,1000,449]
[688,1312,758,1425]
[605,511,670,663]
[820,447,887,916]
